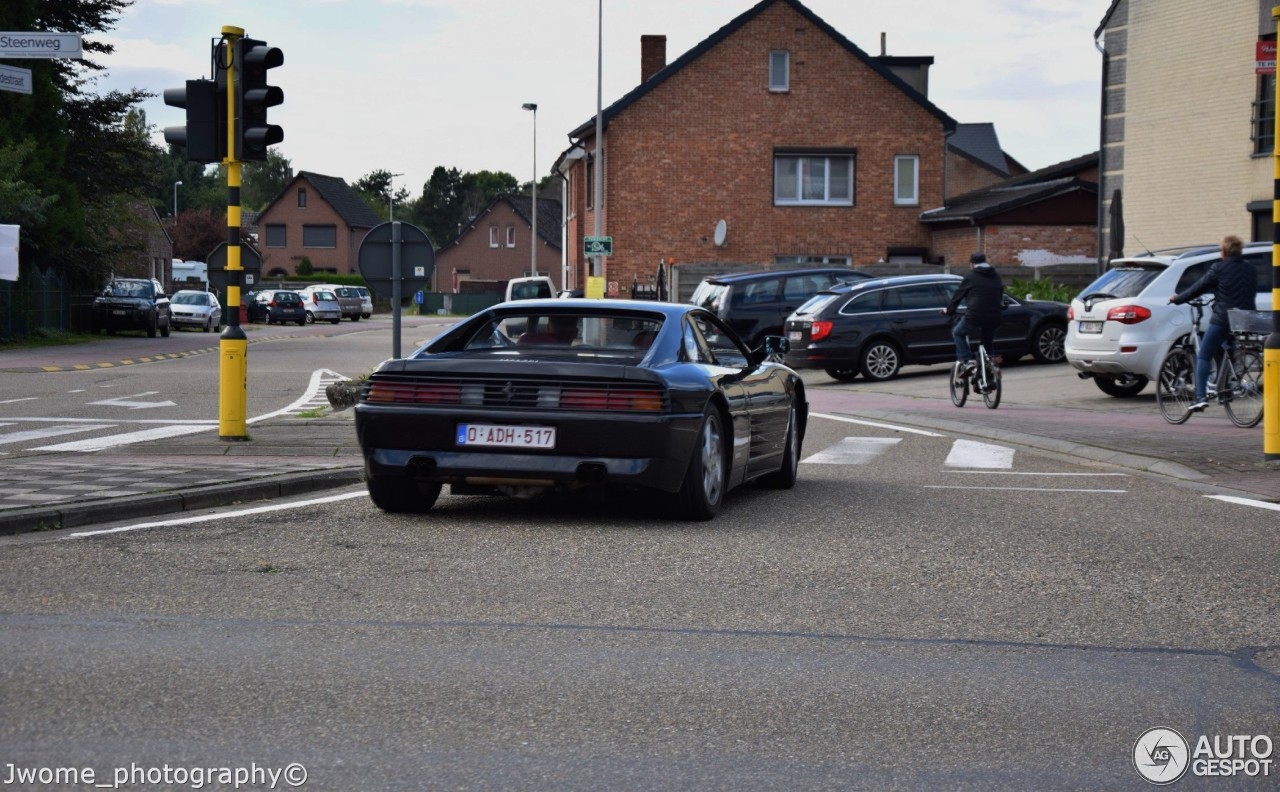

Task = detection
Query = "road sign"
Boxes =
[584,235,613,257]
[0,65,32,95]
[206,243,263,294]
[358,221,435,298]
[0,32,82,59]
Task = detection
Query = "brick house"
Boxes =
[255,171,382,277]
[1097,0,1277,254]
[433,194,564,293]
[922,152,1099,268]
[555,0,957,296]
[947,123,1029,198]
[116,201,173,286]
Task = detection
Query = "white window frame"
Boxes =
[489,225,499,248]
[774,153,854,206]
[506,225,516,248]
[769,50,789,92]
[894,155,920,206]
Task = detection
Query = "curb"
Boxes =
[0,467,364,536]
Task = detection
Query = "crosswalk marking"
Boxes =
[802,437,901,465]
[944,439,1015,469]
[32,423,217,452]
[0,424,113,446]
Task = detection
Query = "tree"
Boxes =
[408,166,517,247]
[171,208,226,262]
[353,169,409,221]
[241,150,293,211]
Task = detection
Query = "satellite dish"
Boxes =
[713,219,727,247]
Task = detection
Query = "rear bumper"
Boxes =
[355,404,702,493]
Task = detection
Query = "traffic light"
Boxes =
[235,37,284,162]
[163,79,225,163]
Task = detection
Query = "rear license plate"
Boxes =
[1078,320,1103,334]
[113,310,127,315]
[457,423,556,449]
[788,330,803,342]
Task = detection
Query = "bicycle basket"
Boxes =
[1227,308,1270,334]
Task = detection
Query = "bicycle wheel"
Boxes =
[1156,348,1196,424]
[982,361,1002,409]
[949,361,969,407]
[1220,348,1264,428]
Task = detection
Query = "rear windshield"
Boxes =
[510,281,553,299]
[106,281,153,298]
[313,291,336,301]
[450,311,664,363]
[275,292,301,304]
[689,281,728,312]
[792,293,842,317]
[1076,266,1164,301]
[335,288,356,297]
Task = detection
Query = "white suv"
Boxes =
[1065,243,1273,397]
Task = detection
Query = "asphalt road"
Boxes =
[1,413,1276,790]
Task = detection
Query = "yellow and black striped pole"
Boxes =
[219,25,248,440]
[1267,9,1280,459]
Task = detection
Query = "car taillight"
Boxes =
[365,382,461,404]
[1106,305,1152,325]
[1066,306,1075,320]
[560,388,665,412]
[809,320,833,342]
[269,300,278,307]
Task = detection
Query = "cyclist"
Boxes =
[943,252,1005,374]
[1167,234,1258,413]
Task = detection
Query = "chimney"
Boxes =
[641,35,666,83]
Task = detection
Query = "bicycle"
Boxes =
[1154,299,1264,427]
[949,341,1002,409]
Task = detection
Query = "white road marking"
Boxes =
[68,489,369,538]
[32,368,346,452]
[947,471,1128,477]
[925,485,1127,493]
[1207,495,1280,512]
[802,437,901,465]
[810,412,944,437]
[0,424,113,445]
[944,439,1014,469]
[87,391,177,409]
[0,397,39,404]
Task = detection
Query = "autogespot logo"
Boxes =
[1134,727,1190,785]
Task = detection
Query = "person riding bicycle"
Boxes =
[943,252,1004,374]
[1167,234,1258,413]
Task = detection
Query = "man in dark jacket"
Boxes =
[944,252,1005,369]
[1169,234,1258,412]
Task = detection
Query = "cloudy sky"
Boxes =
[96,0,1107,199]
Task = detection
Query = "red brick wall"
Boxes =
[566,2,948,295]
[435,200,561,292]
[947,156,1005,198]
[932,224,1097,270]
[257,180,370,276]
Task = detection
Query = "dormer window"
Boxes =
[769,50,790,92]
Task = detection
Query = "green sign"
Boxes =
[584,235,613,257]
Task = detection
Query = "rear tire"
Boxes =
[1094,375,1148,398]
[1220,348,1264,429]
[306,311,315,324]
[366,476,442,514]
[1156,349,1195,424]
[860,340,902,381]
[1030,323,1067,364]
[981,362,1002,409]
[673,406,727,520]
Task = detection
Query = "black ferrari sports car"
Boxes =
[354,299,808,520]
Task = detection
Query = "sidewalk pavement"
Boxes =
[1,389,1277,535]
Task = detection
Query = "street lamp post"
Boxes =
[522,103,538,278]
[173,180,182,218]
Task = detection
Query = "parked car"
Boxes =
[247,289,307,326]
[299,284,362,321]
[783,274,1069,381]
[301,290,342,324]
[506,275,556,301]
[689,267,873,348]
[354,299,806,520]
[1065,242,1273,397]
[169,289,222,332]
[90,278,171,338]
[353,286,373,318]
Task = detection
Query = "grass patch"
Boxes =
[295,406,329,418]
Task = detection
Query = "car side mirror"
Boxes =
[762,335,790,356]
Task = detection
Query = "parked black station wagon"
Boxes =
[783,274,1068,381]
[90,278,171,337]
[689,267,872,349]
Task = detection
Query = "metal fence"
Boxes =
[0,268,84,341]
[418,291,502,316]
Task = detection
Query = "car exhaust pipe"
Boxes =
[575,463,607,486]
